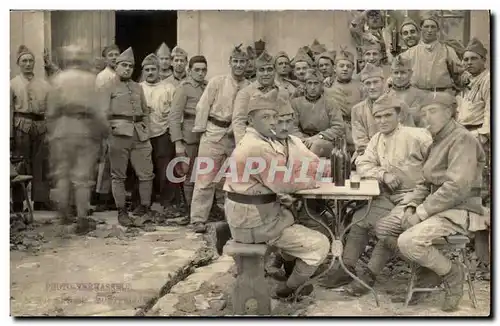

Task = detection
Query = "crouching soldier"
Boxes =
[377,92,488,311]
[46,44,109,234]
[224,89,330,298]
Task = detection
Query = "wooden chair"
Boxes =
[404,235,477,308]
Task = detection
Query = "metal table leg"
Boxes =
[337,199,380,306]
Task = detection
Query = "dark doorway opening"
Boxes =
[115,10,177,81]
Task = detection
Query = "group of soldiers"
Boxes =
[10,11,490,310]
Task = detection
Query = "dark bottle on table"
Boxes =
[340,137,351,180]
[331,138,346,186]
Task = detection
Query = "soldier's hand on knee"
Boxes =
[401,213,421,230]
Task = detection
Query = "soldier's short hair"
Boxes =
[189,55,208,69]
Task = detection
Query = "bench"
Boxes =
[223,240,271,315]
[404,234,477,308]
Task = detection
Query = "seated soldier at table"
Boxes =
[265,93,331,279]
[351,63,415,156]
[290,68,346,158]
[376,92,488,311]
[224,89,331,299]
[321,94,432,293]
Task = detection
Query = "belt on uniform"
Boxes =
[14,112,45,121]
[430,185,481,197]
[463,124,483,131]
[303,130,319,137]
[184,112,196,119]
[208,116,231,128]
[110,114,144,122]
[227,192,277,205]
[416,87,451,92]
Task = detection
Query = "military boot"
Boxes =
[74,217,97,235]
[192,222,207,233]
[441,262,465,312]
[275,259,316,300]
[117,207,133,227]
[345,267,376,297]
[320,264,356,288]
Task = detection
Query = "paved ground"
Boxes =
[10,211,491,317]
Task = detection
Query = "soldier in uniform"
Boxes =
[321,95,432,293]
[290,69,346,158]
[290,48,314,98]
[375,92,488,311]
[10,45,52,212]
[104,47,155,228]
[139,53,177,209]
[169,55,209,219]
[274,51,296,98]
[94,44,120,212]
[310,39,328,60]
[244,46,257,82]
[386,55,428,127]
[190,44,250,233]
[224,89,330,299]
[324,48,364,154]
[156,42,173,81]
[164,46,188,87]
[400,13,463,96]
[96,44,120,88]
[456,37,490,204]
[354,41,391,82]
[46,44,109,234]
[233,49,292,144]
[351,63,414,156]
[316,51,335,82]
[400,16,420,51]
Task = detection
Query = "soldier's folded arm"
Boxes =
[400,177,431,210]
[168,84,188,143]
[417,134,483,219]
[232,87,251,144]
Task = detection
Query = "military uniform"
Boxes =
[164,46,188,87]
[323,96,432,290]
[190,46,250,229]
[10,45,52,210]
[105,47,154,222]
[94,44,119,207]
[169,76,208,207]
[291,69,346,158]
[232,50,293,144]
[386,55,428,127]
[400,15,462,95]
[139,53,178,206]
[456,38,491,202]
[351,64,415,155]
[224,90,330,296]
[46,45,108,231]
[326,49,364,153]
[290,48,314,99]
[376,93,488,311]
[156,43,173,81]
